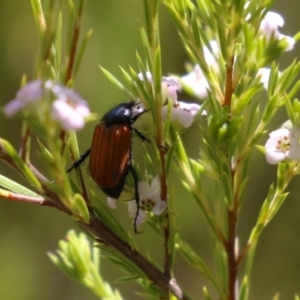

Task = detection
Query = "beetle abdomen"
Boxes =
[89,123,131,198]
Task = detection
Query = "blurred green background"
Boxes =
[1,1,300,299]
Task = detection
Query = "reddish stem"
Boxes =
[1,141,189,299]
[19,126,31,160]
[227,207,238,300]
[65,1,84,84]
[223,56,234,107]
[159,146,171,278]
[224,55,238,299]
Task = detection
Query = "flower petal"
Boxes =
[181,64,210,99]
[178,109,194,127]
[257,68,271,90]
[265,128,290,164]
[152,201,167,215]
[4,80,43,117]
[128,201,147,228]
[51,100,85,131]
[134,210,147,228]
[150,175,161,194]
[138,181,151,200]
[266,150,286,164]
[4,99,27,117]
[260,11,284,38]
[287,127,300,160]
[107,197,118,209]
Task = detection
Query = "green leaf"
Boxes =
[71,193,90,223]
[50,230,124,300]
[272,293,280,300]
[37,137,54,164]
[203,286,213,300]
[100,66,134,98]
[0,175,42,197]
[90,189,130,244]
[30,0,46,37]
[175,235,225,297]
[139,25,152,66]
[238,276,249,300]
[153,46,162,98]
[0,138,42,191]
[54,11,62,74]
[74,28,93,79]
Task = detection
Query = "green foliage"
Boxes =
[1,0,300,300]
[49,230,123,300]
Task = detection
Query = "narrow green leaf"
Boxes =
[89,189,130,244]
[238,276,249,300]
[74,29,93,79]
[0,175,42,198]
[153,46,162,97]
[100,66,134,98]
[139,25,152,66]
[175,235,225,297]
[71,193,90,223]
[37,138,54,164]
[203,287,213,300]
[30,0,46,36]
[54,11,62,74]
[0,139,42,191]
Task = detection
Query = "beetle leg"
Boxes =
[67,148,91,173]
[133,128,150,143]
[129,166,141,234]
[133,127,168,152]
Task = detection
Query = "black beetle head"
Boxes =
[102,101,147,126]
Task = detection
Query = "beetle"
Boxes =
[67,101,149,232]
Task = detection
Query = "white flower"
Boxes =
[160,77,206,127]
[265,127,300,164]
[138,72,180,103]
[287,127,300,160]
[203,40,219,67]
[257,68,283,91]
[128,202,147,228]
[260,12,284,38]
[161,101,205,127]
[4,80,90,132]
[161,76,180,103]
[260,11,295,51]
[4,80,43,117]
[128,176,167,228]
[181,41,220,99]
[107,197,117,209]
[137,71,205,127]
[257,68,271,90]
[181,65,210,99]
[51,85,90,131]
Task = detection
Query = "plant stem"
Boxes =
[224,56,234,107]
[224,54,237,299]
[0,142,189,299]
[84,213,188,300]
[227,206,238,300]
[65,0,84,84]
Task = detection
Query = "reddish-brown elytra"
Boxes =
[67,101,149,232]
